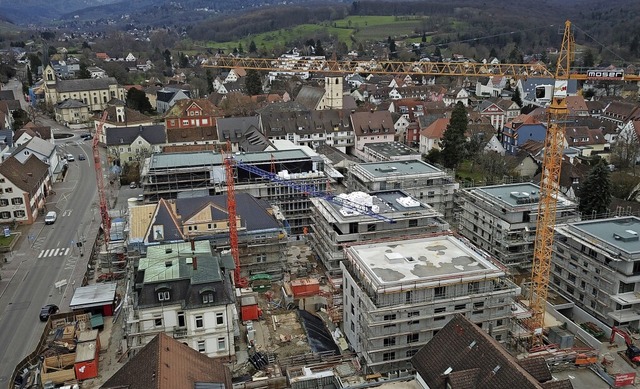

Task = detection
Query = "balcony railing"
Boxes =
[173,326,187,339]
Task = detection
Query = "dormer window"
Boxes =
[200,288,215,304]
[155,284,171,301]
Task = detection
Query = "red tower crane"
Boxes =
[224,143,248,288]
[93,111,111,246]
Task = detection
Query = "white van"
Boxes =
[44,211,57,225]
[66,154,75,162]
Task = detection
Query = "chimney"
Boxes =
[139,125,143,132]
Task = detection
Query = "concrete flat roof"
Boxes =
[355,159,443,178]
[70,283,117,309]
[148,149,314,170]
[365,142,421,157]
[322,190,438,220]
[347,235,503,290]
[473,182,574,208]
[569,216,640,254]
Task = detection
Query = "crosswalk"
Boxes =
[38,247,70,259]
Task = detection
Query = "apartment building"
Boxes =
[347,159,458,219]
[458,182,580,268]
[341,234,518,374]
[310,190,449,276]
[140,148,329,235]
[125,242,236,358]
[551,217,640,329]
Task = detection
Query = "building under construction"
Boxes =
[346,159,458,220]
[140,148,331,235]
[309,190,449,276]
[457,182,580,268]
[341,233,519,375]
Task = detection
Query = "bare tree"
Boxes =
[611,130,640,175]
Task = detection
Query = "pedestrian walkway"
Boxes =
[37,247,71,258]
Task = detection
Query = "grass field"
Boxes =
[196,15,428,53]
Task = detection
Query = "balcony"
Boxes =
[173,326,187,339]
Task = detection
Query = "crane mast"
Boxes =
[93,111,110,246]
[224,144,247,288]
[529,20,574,343]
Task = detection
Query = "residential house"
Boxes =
[102,333,233,389]
[12,136,61,179]
[534,160,590,201]
[223,67,246,83]
[475,75,509,97]
[14,123,53,144]
[42,65,125,113]
[551,217,640,328]
[564,125,609,160]
[105,125,166,166]
[389,99,428,146]
[49,59,80,79]
[586,100,606,117]
[54,99,91,125]
[478,97,520,130]
[125,241,237,359]
[350,110,395,159]
[165,99,222,146]
[99,99,155,144]
[156,87,191,114]
[411,314,573,389]
[341,234,519,374]
[501,115,545,154]
[566,95,589,117]
[125,52,136,62]
[458,182,579,267]
[0,155,51,224]
[216,116,270,152]
[442,87,469,107]
[419,117,449,154]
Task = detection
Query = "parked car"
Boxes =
[66,154,75,162]
[78,154,86,161]
[129,182,137,189]
[80,133,92,140]
[39,304,59,321]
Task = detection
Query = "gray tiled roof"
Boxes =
[105,125,166,146]
[55,77,120,93]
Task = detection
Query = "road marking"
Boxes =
[62,209,73,217]
[38,247,71,259]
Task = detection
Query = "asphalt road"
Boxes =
[0,134,98,384]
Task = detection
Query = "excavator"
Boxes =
[610,326,640,364]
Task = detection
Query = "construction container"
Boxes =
[548,326,575,349]
[291,278,320,298]
[74,341,99,380]
[241,296,260,321]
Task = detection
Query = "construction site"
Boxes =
[12,19,640,389]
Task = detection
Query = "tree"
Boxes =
[512,87,523,108]
[28,54,42,71]
[126,88,153,113]
[27,66,33,86]
[578,160,612,217]
[12,109,29,129]
[439,102,467,169]
[388,38,397,59]
[77,63,91,79]
[163,49,172,67]
[582,49,595,68]
[422,32,427,43]
[245,69,262,95]
[249,40,257,53]
[315,40,325,57]
[81,41,91,50]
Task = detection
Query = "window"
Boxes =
[216,312,224,325]
[383,314,397,321]
[0,211,9,219]
[202,293,214,303]
[497,319,504,326]
[455,304,466,310]
[408,219,418,228]
[177,312,185,327]
[383,337,396,347]
[434,315,446,321]
[351,321,355,332]
[434,307,446,314]
[434,286,446,299]
[197,340,206,353]
[13,210,25,218]
[567,273,576,284]
[367,224,376,232]
[218,337,226,350]
[195,315,204,328]
[0,199,6,206]
[407,333,419,343]
[154,316,163,327]
[619,281,635,294]
[158,291,170,301]
[382,352,395,361]
[406,349,418,358]
[468,282,480,293]
[408,311,419,318]
[256,253,267,263]
[5,187,12,193]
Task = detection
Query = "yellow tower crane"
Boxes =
[529,20,574,345]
